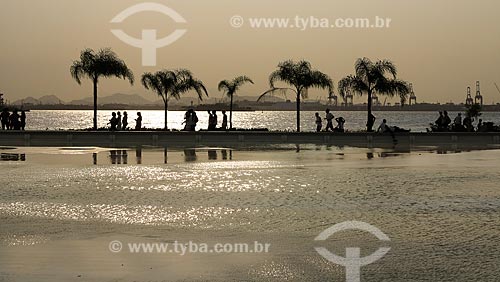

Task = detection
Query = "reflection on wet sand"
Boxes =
[208,150,217,160]
[0,146,485,165]
[184,149,197,162]
[136,147,142,164]
[1,153,26,162]
[109,150,128,165]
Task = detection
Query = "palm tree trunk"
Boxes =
[93,77,98,130]
[367,90,373,132]
[164,99,168,130]
[229,94,233,129]
[296,94,301,132]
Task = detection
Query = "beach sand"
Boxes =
[1,147,499,281]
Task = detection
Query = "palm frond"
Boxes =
[257,87,295,102]
[70,48,134,85]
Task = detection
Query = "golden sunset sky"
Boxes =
[0,0,499,104]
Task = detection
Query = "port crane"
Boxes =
[474,81,483,106]
[343,89,354,106]
[465,86,474,106]
[327,92,338,106]
[409,83,417,105]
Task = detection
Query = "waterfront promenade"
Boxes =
[1,131,499,149]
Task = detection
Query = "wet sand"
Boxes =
[0,147,499,281]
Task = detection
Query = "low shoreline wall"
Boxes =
[1,131,500,149]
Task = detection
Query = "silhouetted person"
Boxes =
[9,110,20,130]
[207,111,212,130]
[453,113,463,131]
[183,110,191,131]
[20,111,26,130]
[334,117,345,133]
[135,112,142,131]
[122,111,128,130]
[477,119,484,132]
[109,112,118,131]
[325,109,334,132]
[463,115,474,132]
[315,112,322,132]
[117,111,122,130]
[367,113,376,132]
[221,110,228,130]
[378,119,392,133]
[184,109,198,131]
[1,109,9,130]
[442,111,451,130]
[435,111,444,130]
[208,111,217,130]
[378,118,398,145]
[190,110,199,131]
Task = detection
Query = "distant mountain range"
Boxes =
[12,93,285,106]
[13,95,64,105]
[68,93,157,106]
[13,93,159,106]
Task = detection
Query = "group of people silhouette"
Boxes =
[315,109,345,132]
[183,110,228,131]
[1,109,26,130]
[108,111,142,131]
[431,111,488,132]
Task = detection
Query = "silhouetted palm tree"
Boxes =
[258,60,333,132]
[338,58,410,132]
[70,48,134,130]
[141,69,208,130]
[218,76,254,129]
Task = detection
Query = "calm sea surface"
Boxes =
[23,110,500,132]
[0,146,499,281]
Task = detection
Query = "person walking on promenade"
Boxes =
[1,109,9,130]
[20,111,26,130]
[183,110,191,131]
[315,112,322,132]
[135,112,142,131]
[116,112,122,130]
[109,112,118,131]
[9,110,21,130]
[207,111,213,130]
[211,111,218,130]
[208,110,218,130]
[325,109,335,132]
[122,111,128,130]
[190,110,199,131]
[221,110,228,130]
